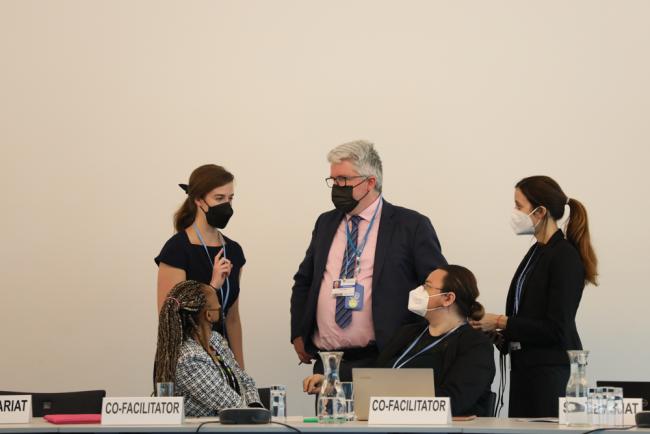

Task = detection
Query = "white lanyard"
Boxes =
[193,224,230,309]
[392,323,465,369]
[514,245,538,315]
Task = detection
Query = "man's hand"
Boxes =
[303,374,324,394]
[292,336,313,364]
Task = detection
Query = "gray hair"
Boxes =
[327,140,383,193]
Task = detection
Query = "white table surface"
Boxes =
[1,417,648,433]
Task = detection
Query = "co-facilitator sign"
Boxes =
[101,397,184,425]
[368,396,451,425]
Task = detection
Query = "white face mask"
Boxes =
[510,207,541,235]
[408,286,448,318]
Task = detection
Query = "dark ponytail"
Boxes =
[439,264,484,321]
[173,165,234,232]
[566,198,598,285]
[174,199,198,233]
[516,176,598,285]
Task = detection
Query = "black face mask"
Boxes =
[331,185,370,214]
[202,202,234,229]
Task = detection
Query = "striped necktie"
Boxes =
[335,215,361,328]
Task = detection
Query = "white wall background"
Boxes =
[1,0,649,417]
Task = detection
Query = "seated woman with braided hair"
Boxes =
[154,280,262,416]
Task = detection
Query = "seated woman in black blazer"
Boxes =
[303,265,495,417]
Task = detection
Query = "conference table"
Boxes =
[1,417,649,434]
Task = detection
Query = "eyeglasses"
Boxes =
[423,282,446,294]
[325,175,369,188]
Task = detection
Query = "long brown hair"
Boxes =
[516,175,598,285]
[439,264,485,321]
[154,280,208,383]
[174,164,234,232]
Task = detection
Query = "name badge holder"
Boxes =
[334,260,368,312]
[332,278,356,297]
[332,200,382,304]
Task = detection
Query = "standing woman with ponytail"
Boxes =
[155,164,247,367]
[471,176,598,418]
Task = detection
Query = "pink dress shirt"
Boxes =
[312,195,383,350]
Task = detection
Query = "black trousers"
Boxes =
[509,357,569,418]
[313,344,379,381]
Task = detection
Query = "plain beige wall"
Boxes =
[1,0,649,417]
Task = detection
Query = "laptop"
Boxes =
[352,368,435,421]
[596,381,650,410]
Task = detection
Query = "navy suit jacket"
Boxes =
[290,199,447,354]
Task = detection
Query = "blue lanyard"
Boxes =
[392,323,465,369]
[193,224,230,309]
[514,245,538,315]
[343,197,382,277]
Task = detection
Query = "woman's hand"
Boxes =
[210,248,232,289]
[470,313,506,332]
[486,330,506,351]
[303,374,325,394]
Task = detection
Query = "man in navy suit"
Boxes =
[290,140,447,380]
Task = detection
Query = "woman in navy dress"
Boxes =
[156,164,247,367]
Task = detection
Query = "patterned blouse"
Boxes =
[175,332,260,416]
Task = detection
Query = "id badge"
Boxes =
[332,278,356,297]
[345,284,364,311]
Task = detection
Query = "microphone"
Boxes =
[218,407,271,424]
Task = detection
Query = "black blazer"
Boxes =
[503,229,585,366]
[376,323,495,417]
[290,200,447,353]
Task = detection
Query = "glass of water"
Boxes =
[595,387,609,426]
[156,382,174,397]
[607,387,624,427]
[587,387,599,426]
[340,382,355,421]
[270,385,287,419]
